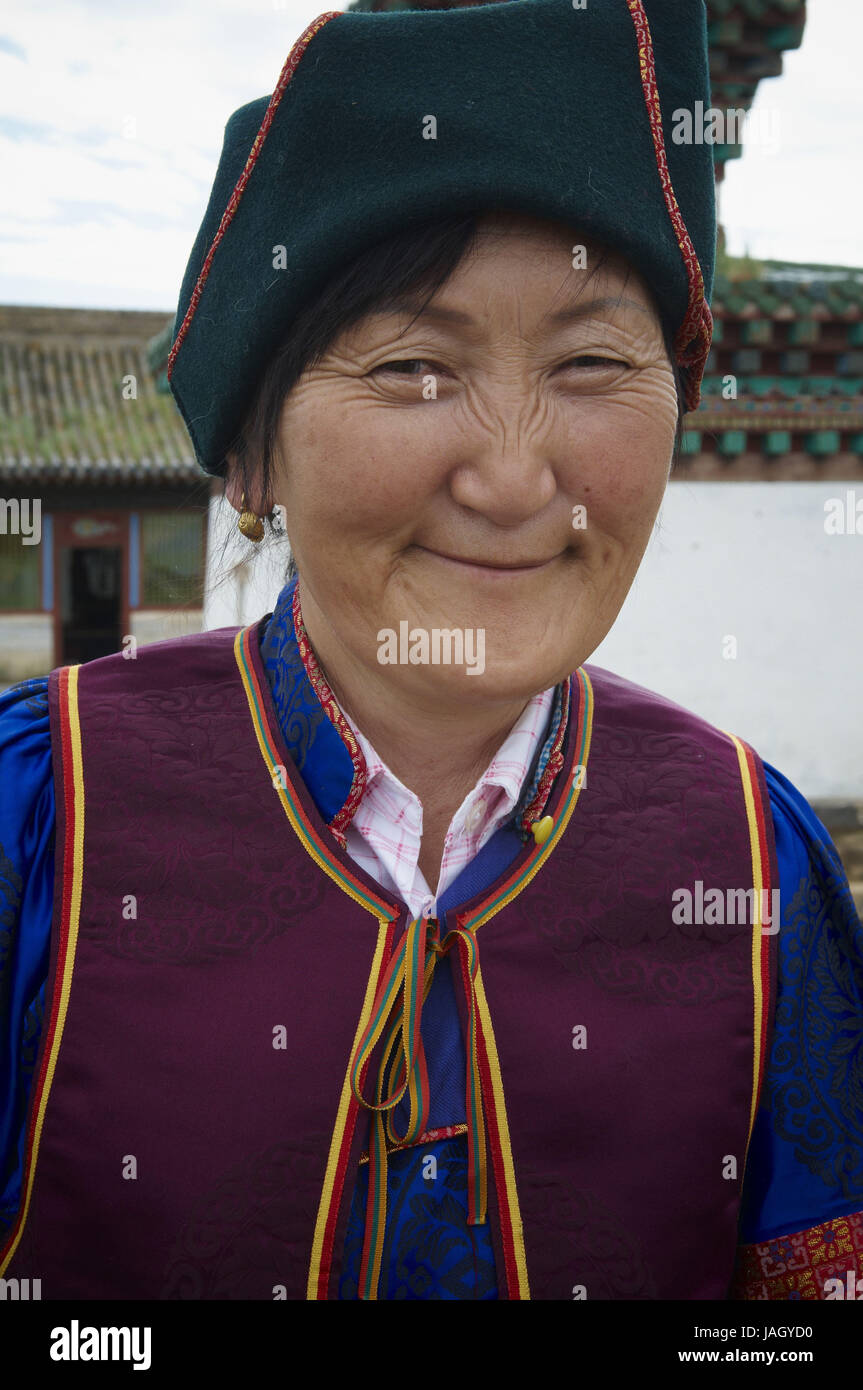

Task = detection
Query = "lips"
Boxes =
[421,547,560,571]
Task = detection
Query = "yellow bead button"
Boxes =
[531,815,554,846]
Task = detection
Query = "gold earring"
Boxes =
[237,492,264,543]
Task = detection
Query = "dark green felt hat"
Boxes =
[169,0,715,476]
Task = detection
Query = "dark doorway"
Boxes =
[60,546,123,663]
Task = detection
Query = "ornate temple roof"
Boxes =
[683,262,863,478]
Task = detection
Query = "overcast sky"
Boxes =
[0,0,861,314]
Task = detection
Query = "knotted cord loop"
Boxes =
[349,914,487,1300]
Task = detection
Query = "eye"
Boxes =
[373,358,435,375]
[563,355,628,370]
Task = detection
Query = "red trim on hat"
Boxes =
[167,11,342,383]
[624,0,713,411]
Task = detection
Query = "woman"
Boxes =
[1,0,861,1301]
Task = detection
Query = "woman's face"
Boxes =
[247,212,679,707]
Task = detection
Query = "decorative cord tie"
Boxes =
[349,913,487,1301]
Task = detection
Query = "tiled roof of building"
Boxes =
[682,261,863,477]
[0,307,200,485]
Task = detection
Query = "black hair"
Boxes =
[223,211,687,578]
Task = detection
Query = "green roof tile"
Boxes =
[806,431,841,456]
[719,431,747,456]
[764,431,792,455]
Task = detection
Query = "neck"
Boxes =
[298,585,532,891]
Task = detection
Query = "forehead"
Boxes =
[472,213,653,307]
[361,210,660,333]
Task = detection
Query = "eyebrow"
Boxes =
[367,296,475,325]
[366,292,653,328]
[543,295,655,325]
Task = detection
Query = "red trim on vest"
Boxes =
[167,11,341,381]
[624,0,713,410]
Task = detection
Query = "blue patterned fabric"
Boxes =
[258,578,357,826]
[339,1135,497,1300]
[738,765,863,1244]
[2,584,862,1299]
[0,677,52,1241]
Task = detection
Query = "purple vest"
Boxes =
[3,621,778,1299]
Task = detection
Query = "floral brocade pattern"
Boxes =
[290,581,366,843]
[762,840,863,1196]
[72,679,330,965]
[160,1138,338,1299]
[259,585,328,776]
[514,1162,659,1300]
[0,840,26,1240]
[3,608,861,1298]
[0,840,23,1032]
[731,1212,863,1300]
[339,1136,497,1300]
[526,728,755,1005]
[2,679,49,719]
[259,580,360,831]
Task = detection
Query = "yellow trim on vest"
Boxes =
[474,965,531,1299]
[234,628,395,922]
[725,731,767,1162]
[306,916,392,1299]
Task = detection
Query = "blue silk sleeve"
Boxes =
[0,677,54,1242]
[738,762,863,1248]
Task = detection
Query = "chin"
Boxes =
[393,643,574,707]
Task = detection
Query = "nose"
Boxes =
[447,383,559,526]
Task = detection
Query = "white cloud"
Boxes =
[0,0,324,306]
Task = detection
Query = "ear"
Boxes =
[223,454,267,516]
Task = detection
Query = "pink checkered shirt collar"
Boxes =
[286,579,567,906]
[341,689,555,921]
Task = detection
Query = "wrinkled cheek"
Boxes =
[574,470,662,570]
[571,406,671,541]
[284,416,436,544]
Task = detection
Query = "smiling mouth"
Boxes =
[420,547,563,572]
